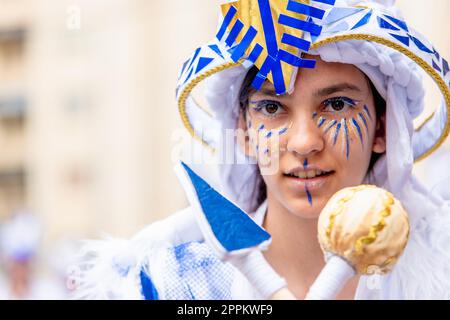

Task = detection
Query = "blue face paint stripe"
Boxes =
[306,187,313,206]
[324,120,338,134]
[344,119,350,159]
[358,113,369,133]
[312,112,318,119]
[352,117,364,146]
[333,122,342,146]
[266,131,273,138]
[278,127,288,135]
[317,117,326,128]
[363,105,373,121]
[303,158,308,169]
[258,124,265,131]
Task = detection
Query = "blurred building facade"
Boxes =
[0,0,218,249]
[0,0,448,253]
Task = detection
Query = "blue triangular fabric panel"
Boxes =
[383,14,409,32]
[322,7,364,25]
[389,33,410,46]
[181,162,271,252]
[209,44,224,59]
[351,10,372,30]
[195,57,215,74]
[377,17,400,31]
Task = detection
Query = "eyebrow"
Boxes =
[251,82,363,99]
[314,83,363,97]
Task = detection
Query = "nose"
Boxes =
[285,113,324,157]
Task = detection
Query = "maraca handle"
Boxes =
[305,254,356,300]
[232,251,295,300]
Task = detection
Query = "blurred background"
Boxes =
[0,0,448,299]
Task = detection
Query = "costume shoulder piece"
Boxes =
[72,206,257,300]
[71,207,202,299]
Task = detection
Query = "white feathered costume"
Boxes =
[73,0,450,300]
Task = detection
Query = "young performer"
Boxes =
[74,0,450,299]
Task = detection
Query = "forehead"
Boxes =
[258,55,369,95]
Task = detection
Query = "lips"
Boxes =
[283,166,335,191]
[285,169,331,179]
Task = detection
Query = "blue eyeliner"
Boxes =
[323,96,358,108]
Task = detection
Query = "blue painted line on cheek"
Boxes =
[352,117,364,147]
[266,131,273,138]
[344,119,350,159]
[333,123,342,146]
[259,124,265,131]
[324,120,338,134]
[317,117,326,128]
[358,113,369,134]
[363,105,373,121]
[278,127,288,135]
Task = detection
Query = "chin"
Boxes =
[285,196,324,220]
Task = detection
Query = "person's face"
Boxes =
[239,56,386,219]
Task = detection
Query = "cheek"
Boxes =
[322,115,374,184]
[247,124,290,174]
[320,106,375,161]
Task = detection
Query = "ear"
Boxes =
[372,113,386,154]
[237,111,256,158]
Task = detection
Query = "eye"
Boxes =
[322,97,357,113]
[251,100,285,118]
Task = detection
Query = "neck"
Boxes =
[262,193,325,298]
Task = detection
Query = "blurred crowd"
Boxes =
[0,209,75,299]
